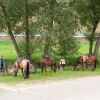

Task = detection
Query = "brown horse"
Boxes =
[73,54,97,71]
[72,55,88,71]
[12,59,30,79]
[40,56,57,73]
[86,55,97,71]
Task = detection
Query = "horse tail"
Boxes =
[26,61,29,78]
[94,59,97,70]
[54,63,57,72]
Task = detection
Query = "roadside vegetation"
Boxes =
[0,39,100,83]
[0,0,100,83]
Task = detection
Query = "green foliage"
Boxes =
[70,0,100,31]
[70,0,100,54]
[35,0,79,58]
[17,36,43,58]
[0,40,17,65]
[0,39,98,65]
[0,0,80,60]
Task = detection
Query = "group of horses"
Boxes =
[9,54,97,79]
[12,59,30,79]
[11,56,57,79]
[73,54,97,71]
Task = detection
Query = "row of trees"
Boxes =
[0,0,100,62]
[70,0,100,56]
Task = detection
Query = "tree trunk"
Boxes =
[44,34,51,56]
[43,0,54,56]
[93,33,100,57]
[25,0,31,61]
[7,24,21,57]
[89,19,100,54]
[1,4,21,57]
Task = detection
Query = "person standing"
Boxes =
[0,56,5,71]
[59,56,66,70]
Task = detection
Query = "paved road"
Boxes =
[0,76,100,100]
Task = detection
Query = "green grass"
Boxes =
[79,40,89,54]
[0,39,100,83]
[78,40,96,54]
[0,40,17,64]
[78,40,100,60]
[0,66,100,84]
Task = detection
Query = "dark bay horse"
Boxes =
[73,54,97,71]
[12,59,30,79]
[40,56,57,73]
[86,55,97,71]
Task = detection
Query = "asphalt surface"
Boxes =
[0,76,100,100]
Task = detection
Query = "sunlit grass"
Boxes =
[0,40,17,64]
[0,65,100,83]
[0,39,100,83]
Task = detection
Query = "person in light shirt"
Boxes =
[60,56,66,70]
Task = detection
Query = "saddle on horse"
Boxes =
[17,57,24,66]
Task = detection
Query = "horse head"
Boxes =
[12,62,19,77]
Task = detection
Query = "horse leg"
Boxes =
[23,69,27,79]
[74,64,79,71]
[91,65,94,71]
[41,67,43,72]
[40,63,44,73]
[54,64,57,72]
[86,64,89,70]
[82,63,84,71]
[72,63,78,71]
[63,64,65,70]
[85,63,88,70]
[58,65,60,70]
[21,69,24,77]
[51,65,56,73]
[23,69,26,79]
[14,69,18,77]
[44,65,47,73]
[63,66,64,70]
[72,65,76,71]
[94,60,97,70]
[77,66,79,71]
[51,65,53,72]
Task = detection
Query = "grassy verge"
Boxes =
[0,39,17,64]
[0,65,100,84]
[0,39,100,83]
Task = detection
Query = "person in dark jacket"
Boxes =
[0,56,5,71]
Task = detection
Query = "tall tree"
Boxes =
[70,0,100,54]
[36,0,79,58]
[25,0,31,59]
[0,1,21,57]
[94,33,100,57]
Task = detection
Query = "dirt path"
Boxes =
[0,76,100,100]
